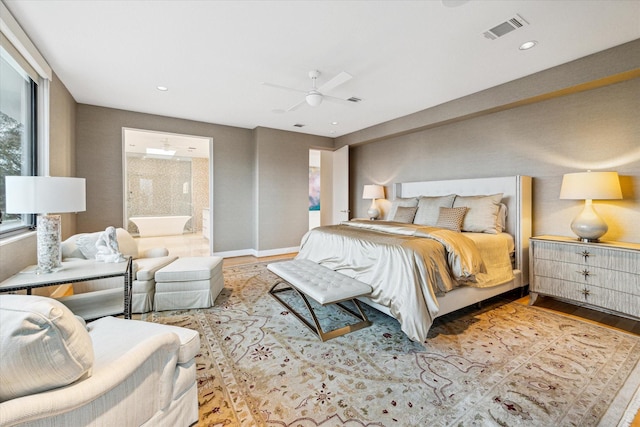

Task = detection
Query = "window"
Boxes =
[0,45,38,236]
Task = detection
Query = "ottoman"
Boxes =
[154,256,224,311]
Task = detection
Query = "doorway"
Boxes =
[122,128,213,255]
[309,146,349,229]
[309,150,321,230]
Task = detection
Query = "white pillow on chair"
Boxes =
[0,295,94,402]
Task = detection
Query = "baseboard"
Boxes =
[213,246,299,259]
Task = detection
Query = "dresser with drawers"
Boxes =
[529,235,640,319]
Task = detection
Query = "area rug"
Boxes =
[140,261,640,426]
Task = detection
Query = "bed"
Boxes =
[296,175,532,342]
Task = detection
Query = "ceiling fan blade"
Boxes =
[318,71,352,93]
[323,94,356,104]
[261,82,307,94]
[286,99,307,112]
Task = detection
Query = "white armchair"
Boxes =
[0,294,199,426]
[59,228,177,314]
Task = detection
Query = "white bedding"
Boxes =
[296,219,515,343]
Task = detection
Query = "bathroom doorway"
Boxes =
[122,128,213,255]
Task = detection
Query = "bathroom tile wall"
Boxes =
[126,156,207,234]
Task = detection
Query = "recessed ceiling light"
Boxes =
[519,40,537,50]
[331,121,339,125]
[156,86,168,91]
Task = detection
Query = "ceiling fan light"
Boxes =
[306,92,323,107]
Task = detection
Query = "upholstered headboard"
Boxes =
[394,176,532,284]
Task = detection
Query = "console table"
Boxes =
[0,258,133,320]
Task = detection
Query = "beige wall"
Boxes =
[345,41,640,244]
[75,105,255,253]
[253,127,333,252]
[75,108,333,254]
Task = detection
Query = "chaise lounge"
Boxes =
[0,294,199,426]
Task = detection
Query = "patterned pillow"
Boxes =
[435,207,468,232]
[393,206,418,223]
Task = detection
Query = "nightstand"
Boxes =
[529,235,640,319]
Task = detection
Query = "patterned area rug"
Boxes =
[139,261,640,426]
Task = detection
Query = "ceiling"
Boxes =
[4,1,640,139]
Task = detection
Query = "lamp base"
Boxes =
[576,237,601,243]
[570,200,608,243]
[367,199,380,220]
[37,214,62,273]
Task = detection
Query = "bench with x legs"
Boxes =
[267,259,373,341]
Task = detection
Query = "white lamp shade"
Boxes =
[5,176,86,214]
[560,171,622,200]
[362,184,384,200]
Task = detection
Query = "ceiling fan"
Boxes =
[262,70,354,111]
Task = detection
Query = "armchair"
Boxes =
[59,228,177,314]
[0,294,199,426]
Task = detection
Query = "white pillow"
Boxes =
[75,231,102,259]
[75,228,138,260]
[412,194,456,226]
[497,203,507,232]
[61,233,88,259]
[453,193,503,234]
[115,228,139,259]
[386,197,418,221]
[0,295,94,402]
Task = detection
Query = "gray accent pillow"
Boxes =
[413,194,456,226]
[453,193,503,234]
[393,206,418,223]
[386,197,418,221]
[435,206,468,232]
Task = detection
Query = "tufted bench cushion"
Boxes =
[267,259,372,341]
[267,259,371,305]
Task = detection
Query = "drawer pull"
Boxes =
[579,250,591,262]
[578,269,591,279]
[581,288,591,299]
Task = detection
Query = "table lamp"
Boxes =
[5,176,86,273]
[362,184,385,220]
[559,171,622,242]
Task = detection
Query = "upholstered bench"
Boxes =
[154,256,224,311]
[267,259,372,341]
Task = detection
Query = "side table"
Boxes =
[0,258,133,320]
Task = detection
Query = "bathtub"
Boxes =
[129,216,191,237]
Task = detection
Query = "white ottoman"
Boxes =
[154,256,224,311]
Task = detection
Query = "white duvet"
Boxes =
[296,219,514,342]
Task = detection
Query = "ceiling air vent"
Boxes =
[347,97,362,103]
[483,14,529,40]
[293,123,305,128]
